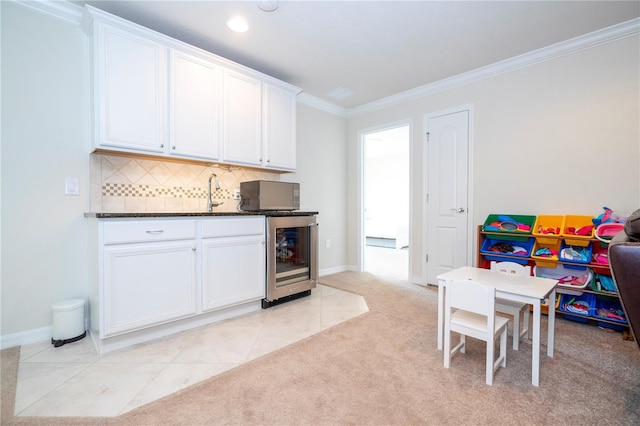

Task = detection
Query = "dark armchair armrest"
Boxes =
[609,231,640,348]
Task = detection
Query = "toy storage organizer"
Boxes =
[476,214,631,340]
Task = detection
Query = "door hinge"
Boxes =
[426,131,430,142]
[425,254,429,263]
[425,193,429,203]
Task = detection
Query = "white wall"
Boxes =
[347,34,640,283]
[1,1,90,339]
[282,104,348,275]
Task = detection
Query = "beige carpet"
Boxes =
[2,271,640,425]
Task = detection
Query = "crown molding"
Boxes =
[348,17,640,118]
[11,0,83,24]
[297,93,349,118]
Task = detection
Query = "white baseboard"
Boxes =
[0,326,53,350]
[319,265,349,276]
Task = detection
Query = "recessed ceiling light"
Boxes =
[258,1,278,12]
[227,16,249,33]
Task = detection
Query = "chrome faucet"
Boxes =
[207,173,224,212]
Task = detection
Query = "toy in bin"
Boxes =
[594,296,627,324]
[486,241,528,255]
[559,293,595,317]
[595,223,625,246]
[483,215,532,232]
[559,241,592,264]
[561,296,592,315]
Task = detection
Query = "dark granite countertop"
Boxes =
[85,211,319,218]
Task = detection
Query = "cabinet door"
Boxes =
[201,235,265,312]
[169,49,222,160]
[222,70,262,166]
[263,84,297,170]
[103,241,196,336]
[95,23,166,153]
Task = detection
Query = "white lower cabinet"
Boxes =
[103,241,197,336]
[201,216,265,311]
[90,216,265,353]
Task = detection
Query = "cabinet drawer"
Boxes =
[202,216,264,238]
[103,220,196,244]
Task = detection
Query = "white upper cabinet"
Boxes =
[83,5,300,170]
[263,83,297,171]
[169,49,222,161]
[94,22,166,153]
[222,69,263,167]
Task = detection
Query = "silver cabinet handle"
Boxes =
[450,207,465,213]
[145,230,164,234]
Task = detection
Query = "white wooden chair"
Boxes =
[444,279,509,385]
[490,261,532,350]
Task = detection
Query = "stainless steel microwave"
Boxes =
[239,180,300,211]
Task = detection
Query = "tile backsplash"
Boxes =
[90,153,280,213]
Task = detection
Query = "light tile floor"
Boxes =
[14,285,369,417]
[365,245,409,283]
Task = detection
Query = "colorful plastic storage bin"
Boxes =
[480,237,534,264]
[559,293,595,322]
[595,223,625,247]
[532,215,565,245]
[559,241,592,266]
[591,273,617,294]
[482,214,536,242]
[531,239,561,268]
[593,295,627,325]
[561,215,595,247]
[591,244,609,266]
[534,264,592,294]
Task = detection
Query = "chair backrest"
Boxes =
[447,279,496,317]
[490,261,531,276]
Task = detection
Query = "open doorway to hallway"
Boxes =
[362,124,410,283]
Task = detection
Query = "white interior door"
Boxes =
[424,109,471,284]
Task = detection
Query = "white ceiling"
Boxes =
[72,1,640,110]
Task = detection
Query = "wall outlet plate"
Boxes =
[233,188,241,200]
[65,178,79,196]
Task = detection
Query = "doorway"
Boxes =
[361,124,410,282]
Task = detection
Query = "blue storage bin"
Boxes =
[564,315,589,324]
[559,293,595,318]
[480,237,534,265]
[559,241,592,266]
[593,295,627,324]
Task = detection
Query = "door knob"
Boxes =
[451,207,466,213]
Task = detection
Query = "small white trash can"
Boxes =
[51,298,86,347]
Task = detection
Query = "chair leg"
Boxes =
[486,337,494,386]
[500,328,507,368]
[445,331,466,369]
[512,311,520,351]
[443,326,451,368]
[523,307,531,340]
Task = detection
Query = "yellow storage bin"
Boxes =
[531,239,561,268]
[532,215,565,245]
[562,215,595,247]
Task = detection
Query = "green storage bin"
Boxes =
[482,214,536,242]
